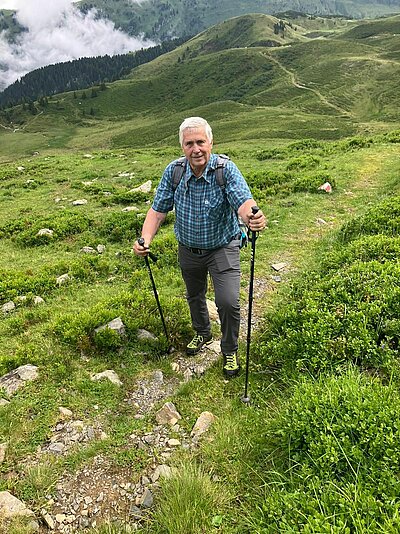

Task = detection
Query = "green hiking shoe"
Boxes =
[186,333,213,356]
[223,352,240,378]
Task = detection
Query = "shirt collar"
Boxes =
[184,154,217,186]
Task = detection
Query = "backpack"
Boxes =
[171,154,248,248]
[171,153,229,191]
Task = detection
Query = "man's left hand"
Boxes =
[249,208,267,232]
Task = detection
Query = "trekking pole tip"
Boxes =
[241,395,251,404]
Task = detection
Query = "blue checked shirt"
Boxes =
[152,153,253,249]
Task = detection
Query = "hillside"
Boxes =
[1,12,400,161]
[1,6,400,534]
[1,84,400,534]
[79,0,400,40]
[1,0,399,44]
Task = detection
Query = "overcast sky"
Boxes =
[0,0,153,91]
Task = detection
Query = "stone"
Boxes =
[96,244,106,254]
[0,399,10,407]
[129,180,152,194]
[59,407,73,418]
[55,513,66,523]
[72,199,88,205]
[56,274,70,286]
[91,370,123,386]
[171,362,180,372]
[191,411,215,439]
[1,301,15,314]
[47,442,65,454]
[318,181,332,193]
[206,299,219,322]
[152,370,164,383]
[0,491,37,523]
[37,228,54,237]
[167,438,181,447]
[138,488,153,508]
[137,329,158,341]
[0,443,7,463]
[151,464,172,482]
[183,369,193,382]
[33,296,45,305]
[80,246,96,254]
[271,262,287,272]
[155,402,182,425]
[0,364,39,396]
[41,511,55,529]
[129,505,143,518]
[122,206,139,212]
[316,218,327,225]
[95,317,126,336]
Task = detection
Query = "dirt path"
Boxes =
[263,51,353,117]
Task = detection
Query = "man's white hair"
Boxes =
[179,117,213,146]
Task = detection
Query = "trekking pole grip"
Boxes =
[137,238,158,262]
[251,206,259,238]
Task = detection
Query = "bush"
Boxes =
[340,136,374,151]
[9,212,93,247]
[292,172,336,193]
[0,256,111,304]
[320,235,400,274]
[97,211,143,243]
[251,371,400,532]
[286,154,321,170]
[339,196,400,243]
[258,260,400,374]
[99,190,149,206]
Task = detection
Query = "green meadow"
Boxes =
[1,12,400,533]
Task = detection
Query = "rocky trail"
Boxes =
[1,274,274,533]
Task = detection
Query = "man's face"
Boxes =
[181,127,213,176]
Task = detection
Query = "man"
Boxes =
[133,117,266,377]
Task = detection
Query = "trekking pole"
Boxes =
[242,206,259,404]
[137,238,174,354]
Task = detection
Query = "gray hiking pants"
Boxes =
[178,239,241,354]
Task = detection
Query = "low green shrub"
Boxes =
[0,256,111,303]
[383,129,400,143]
[97,211,143,243]
[320,234,400,274]
[340,136,374,151]
[5,211,93,247]
[250,371,400,532]
[247,170,295,197]
[258,260,400,374]
[339,195,400,243]
[292,172,336,193]
[99,190,149,206]
[286,154,321,171]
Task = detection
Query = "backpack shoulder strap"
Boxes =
[172,154,230,190]
[172,156,187,190]
[215,154,229,189]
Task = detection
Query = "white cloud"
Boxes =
[0,0,155,91]
[0,1,18,8]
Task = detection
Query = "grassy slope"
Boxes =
[1,11,400,534]
[1,14,400,163]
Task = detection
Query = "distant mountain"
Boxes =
[1,1,399,44]
[78,0,400,40]
[1,12,399,154]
